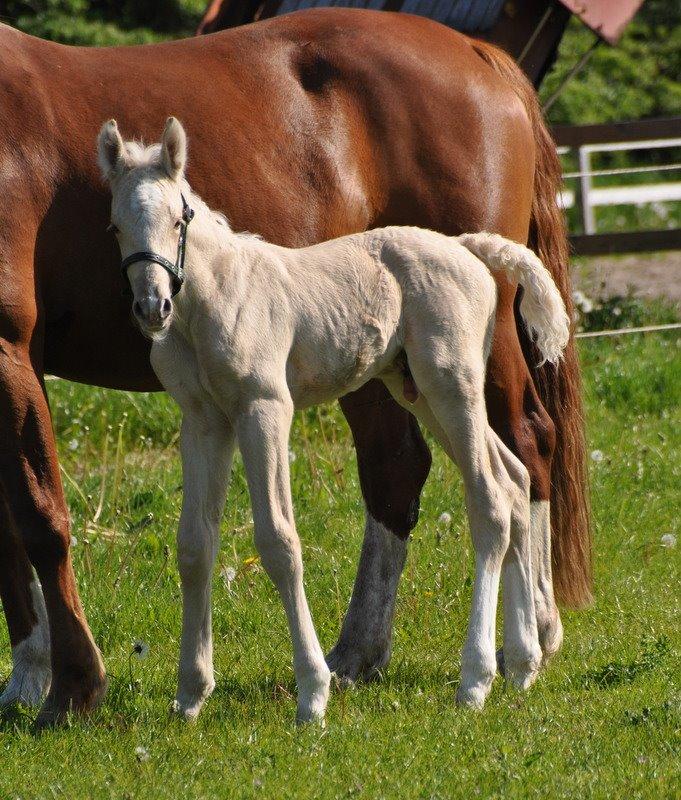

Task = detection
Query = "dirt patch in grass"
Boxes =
[573,251,681,305]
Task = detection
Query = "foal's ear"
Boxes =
[161,117,187,181]
[97,119,125,181]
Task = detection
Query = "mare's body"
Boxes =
[0,9,589,725]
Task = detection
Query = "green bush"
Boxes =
[0,0,206,44]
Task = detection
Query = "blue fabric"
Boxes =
[276,0,505,30]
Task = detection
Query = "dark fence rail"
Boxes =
[551,117,681,256]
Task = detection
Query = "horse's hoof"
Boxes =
[325,641,389,684]
[0,660,51,709]
[34,670,107,730]
[504,659,541,691]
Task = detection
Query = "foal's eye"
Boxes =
[107,223,119,235]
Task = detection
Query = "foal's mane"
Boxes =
[122,139,262,241]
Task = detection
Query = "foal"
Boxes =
[99,118,570,722]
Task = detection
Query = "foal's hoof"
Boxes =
[455,685,487,710]
[34,670,108,730]
[173,680,215,721]
[296,669,330,726]
[538,612,563,665]
[497,647,542,690]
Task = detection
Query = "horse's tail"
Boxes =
[457,233,569,366]
[469,40,592,608]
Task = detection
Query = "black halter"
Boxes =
[120,193,195,296]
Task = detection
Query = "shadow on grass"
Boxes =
[580,635,670,690]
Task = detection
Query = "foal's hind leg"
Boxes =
[236,395,330,723]
[406,356,511,708]
[486,431,542,689]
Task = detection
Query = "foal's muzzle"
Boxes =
[133,295,173,331]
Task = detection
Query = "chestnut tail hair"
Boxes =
[471,39,593,608]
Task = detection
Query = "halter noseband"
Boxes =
[120,193,195,296]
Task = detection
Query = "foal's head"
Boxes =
[98,117,190,336]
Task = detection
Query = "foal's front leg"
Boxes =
[174,412,235,719]
[236,396,330,723]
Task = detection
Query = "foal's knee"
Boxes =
[177,524,215,583]
[470,482,512,558]
[254,521,302,586]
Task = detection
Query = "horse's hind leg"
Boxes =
[236,395,330,723]
[327,381,431,682]
[0,493,51,707]
[0,349,105,727]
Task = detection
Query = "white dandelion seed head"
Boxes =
[590,449,604,463]
[572,290,586,306]
[135,746,150,762]
[580,298,593,314]
[660,533,676,548]
[222,566,237,585]
[70,535,78,547]
[288,449,297,463]
[438,512,452,526]
[132,640,150,660]
[68,438,79,451]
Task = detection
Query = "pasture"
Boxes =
[0,324,679,799]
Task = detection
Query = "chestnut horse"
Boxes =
[0,8,590,726]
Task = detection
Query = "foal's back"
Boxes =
[254,227,496,407]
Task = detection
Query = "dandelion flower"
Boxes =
[438,512,452,526]
[132,640,150,661]
[661,533,676,548]
[590,449,604,463]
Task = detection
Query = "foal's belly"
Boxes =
[286,323,402,409]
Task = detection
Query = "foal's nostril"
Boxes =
[161,298,172,319]
[133,300,142,318]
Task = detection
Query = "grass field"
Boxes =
[0,329,679,799]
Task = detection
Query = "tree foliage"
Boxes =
[540,1,681,124]
[0,0,205,44]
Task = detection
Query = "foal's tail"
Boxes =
[457,232,570,366]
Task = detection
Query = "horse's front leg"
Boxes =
[173,410,234,719]
[0,494,51,708]
[328,381,431,682]
[236,395,330,723]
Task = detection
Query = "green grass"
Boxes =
[1,331,680,799]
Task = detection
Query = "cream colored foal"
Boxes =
[99,117,569,723]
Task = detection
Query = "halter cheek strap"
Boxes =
[120,193,195,297]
